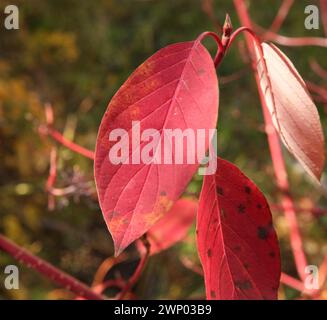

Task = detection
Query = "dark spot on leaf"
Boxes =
[217,187,224,196]
[235,280,252,290]
[257,203,262,209]
[244,263,249,270]
[210,290,216,298]
[257,226,268,240]
[207,249,212,257]
[212,218,218,224]
[220,208,226,219]
[198,68,206,75]
[160,191,167,196]
[244,186,251,194]
[234,245,241,252]
[269,251,276,258]
[237,204,246,213]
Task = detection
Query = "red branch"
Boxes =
[260,32,327,48]
[0,234,104,300]
[46,147,57,210]
[249,0,327,48]
[310,59,327,81]
[117,235,150,299]
[320,0,327,37]
[265,0,294,34]
[271,204,327,217]
[46,127,95,160]
[233,0,308,281]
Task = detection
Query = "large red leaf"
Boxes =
[137,198,197,255]
[254,42,325,181]
[95,40,219,255]
[197,158,281,300]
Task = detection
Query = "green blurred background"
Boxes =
[0,0,326,299]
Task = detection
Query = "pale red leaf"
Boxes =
[137,198,197,255]
[254,42,325,181]
[95,41,219,255]
[197,158,281,300]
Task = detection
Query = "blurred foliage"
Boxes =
[0,0,326,299]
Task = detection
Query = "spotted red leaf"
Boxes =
[137,198,197,255]
[197,158,281,300]
[254,42,325,181]
[95,40,219,255]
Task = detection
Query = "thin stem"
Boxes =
[117,235,150,299]
[266,0,294,34]
[92,254,127,286]
[0,234,104,300]
[280,273,305,292]
[47,127,95,160]
[321,0,327,37]
[46,147,57,210]
[261,32,327,48]
[271,204,327,217]
[233,0,308,281]
[309,59,327,81]
[196,31,223,67]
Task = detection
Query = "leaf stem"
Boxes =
[196,31,223,67]
[117,235,150,299]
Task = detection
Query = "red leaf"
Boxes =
[254,42,325,181]
[197,158,281,300]
[95,41,219,255]
[137,198,197,255]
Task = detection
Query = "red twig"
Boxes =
[271,204,327,217]
[180,256,204,276]
[46,147,57,210]
[280,273,305,292]
[281,273,321,297]
[46,127,95,160]
[39,104,95,160]
[44,102,54,126]
[261,32,327,48]
[306,81,327,99]
[92,254,127,286]
[309,59,327,81]
[93,279,125,295]
[265,0,294,34]
[248,0,327,48]
[0,234,104,300]
[116,235,150,300]
[320,0,327,37]
[46,147,57,191]
[233,0,308,281]
[196,31,223,68]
